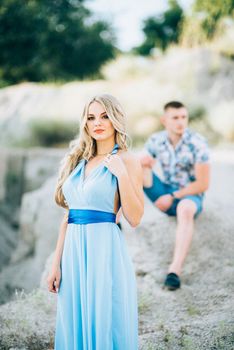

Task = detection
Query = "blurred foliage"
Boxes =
[211,21,234,59]
[181,0,234,50]
[135,0,234,57]
[29,118,79,147]
[189,119,222,145]
[0,0,116,85]
[180,16,207,47]
[134,0,184,55]
[188,105,206,121]
[193,0,234,39]
[130,104,221,148]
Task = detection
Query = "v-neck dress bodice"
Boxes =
[62,157,119,213]
[54,144,138,350]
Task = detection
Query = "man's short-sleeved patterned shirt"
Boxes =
[145,128,210,189]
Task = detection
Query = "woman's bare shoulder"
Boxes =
[118,150,141,169]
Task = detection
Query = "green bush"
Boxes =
[180,0,234,49]
[189,105,207,121]
[193,0,234,39]
[29,118,79,147]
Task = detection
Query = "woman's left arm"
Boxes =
[105,152,144,227]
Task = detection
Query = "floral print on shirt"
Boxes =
[145,128,210,189]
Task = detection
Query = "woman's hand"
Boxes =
[47,266,61,294]
[106,151,144,227]
[104,154,127,178]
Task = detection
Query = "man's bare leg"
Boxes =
[168,199,197,276]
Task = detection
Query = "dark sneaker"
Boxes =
[163,273,181,291]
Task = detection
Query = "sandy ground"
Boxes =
[122,156,234,349]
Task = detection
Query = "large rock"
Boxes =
[0,176,64,304]
[0,148,26,218]
[0,149,8,201]
[0,215,17,269]
[23,148,64,193]
[0,147,64,275]
[0,148,64,211]
[18,176,64,259]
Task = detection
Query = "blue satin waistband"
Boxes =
[68,209,116,225]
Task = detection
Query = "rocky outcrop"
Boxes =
[0,175,64,304]
[0,215,17,269]
[0,147,64,276]
[0,148,64,210]
[0,159,233,349]
[1,48,234,146]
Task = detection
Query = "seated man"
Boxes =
[140,101,210,290]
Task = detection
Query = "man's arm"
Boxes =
[138,150,156,187]
[173,163,210,199]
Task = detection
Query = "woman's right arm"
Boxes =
[47,212,68,293]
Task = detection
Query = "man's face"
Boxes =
[162,107,188,136]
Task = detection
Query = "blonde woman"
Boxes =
[47,94,144,349]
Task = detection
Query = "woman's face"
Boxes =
[86,101,115,142]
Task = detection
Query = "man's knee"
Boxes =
[176,199,197,220]
[154,199,167,212]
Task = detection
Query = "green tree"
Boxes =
[135,0,184,56]
[193,0,234,38]
[0,0,45,83]
[0,0,116,84]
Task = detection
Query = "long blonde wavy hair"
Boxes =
[55,93,130,208]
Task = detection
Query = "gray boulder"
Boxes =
[0,147,64,285]
[0,176,64,304]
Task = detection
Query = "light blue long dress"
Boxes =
[54,145,138,350]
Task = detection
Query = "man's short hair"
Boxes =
[164,101,185,111]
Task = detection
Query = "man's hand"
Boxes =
[155,194,173,212]
[139,153,155,168]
